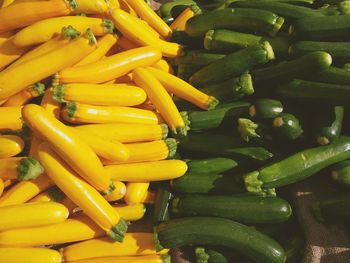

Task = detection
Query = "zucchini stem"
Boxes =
[238,118,260,142]
[243,171,263,193]
[66,102,77,118]
[165,138,178,159]
[102,19,115,34]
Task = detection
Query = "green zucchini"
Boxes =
[345,63,350,70]
[195,247,228,263]
[177,63,201,81]
[171,172,245,194]
[312,192,350,222]
[244,136,350,191]
[321,0,344,4]
[276,79,350,105]
[172,194,292,224]
[204,29,290,58]
[273,113,303,140]
[158,0,197,18]
[230,1,324,20]
[179,132,274,161]
[174,50,226,66]
[187,158,238,174]
[317,4,341,15]
[284,232,305,263]
[185,8,284,37]
[251,51,332,86]
[331,160,350,186]
[249,99,283,120]
[190,41,275,87]
[200,74,254,102]
[290,41,350,64]
[155,217,286,263]
[153,186,172,225]
[290,15,350,40]
[182,101,249,130]
[170,30,203,46]
[314,106,344,145]
[238,118,276,143]
[311,67,350,85]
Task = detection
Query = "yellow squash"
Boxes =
[0,32,97,100]
[0,135,24,158]
[0,0,14,8]
[0,179,3,197]
[62,102,162,125]
[108,0,120,9]
[7,26,81,70]
[66,255,170,263]
[0,157,44,181]
[53,83,147,106]
[0,202,68,231]
[75,34,118,66]
[0,0,73,33]
[117,36,139,51]
[0,106,22,131]
[102,139,177,165]
[13,16,113,47]
[75,123,168,143]
[3,83,46,107]
[58,46,162,83]
[0,31,13,46]
[0,248,61,263]
[0,175,54,207]
[40,87,61,118]
[70,128,130,162]
[125,0,172,37]
[133,67,186,136]
[74,0,108,14]
[170,7,198,31]
[38,143,128,241]
[147,67,219,110]
[29,186,65,203]
[104,181,126,202]
[111,9,182,58]
[0,37,29,71]
[62,233,169,262]
[124,182,150,205]
[153,59,174,74]
[113,203,145,221]
[22,104,113,194]
[105,160,188,182]
[118,0,137,16]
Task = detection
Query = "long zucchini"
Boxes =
[185,8,284,37]
[155,217,286,263]
[172,194,292,224]
[187,158,238,174]
[230,1,324,20]
[171,172,245,194]
[290,41,350,64]
[251,51,332,86]
[190,41,274,86]
[312,192,350,222]
[276,79,350,105]
[244,136,350,191]
[290,15,350,40]
[331,160,350,186]
[174,50,226,66]
[159,0,197,18]
[179,132,274,161]
[311,66,350,85]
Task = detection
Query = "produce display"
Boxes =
[0,0,349,262]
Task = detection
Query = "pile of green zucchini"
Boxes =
[153,0,350,262]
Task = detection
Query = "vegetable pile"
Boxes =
[0,0,349,262]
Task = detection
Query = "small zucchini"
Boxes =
[190,41,275,86]
[331,160,350,186]
[171,194,292,224]
[155,217,286,263]
[185,8,284,37]
[273,113,303,140]
[244,136,350,191]
[174,50,226,66]
[311,66,350,85]
[249,99,283,120]
[186,158,238,174]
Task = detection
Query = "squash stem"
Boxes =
[66,102,77,118]
[47,186,66,202]
[62,25,80,40]
[66,0,77,10]
[160,124,169,140]
[53,84,65,103]
[165,138,178,159]
[102,19,115,34]
[207,96,219,111]
[32,82,46,96]
[17,157,45,181]
[238,118,260,142]
[243,171,263,193]
[107,218,128,242]
[195,247,210,263]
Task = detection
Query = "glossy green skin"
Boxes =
[250,99,283,119]
[156,217,286,263]
[276,79,350,104]
[251,51,332,85]
[185,101,249,130]
[258,136,350,188]
[290,41,350,64]
[175,50,225,66]
[331,160,350,186]
[230,1,324,19]
[187,158,238,174]
[273,113,303,140]
[177,63,201,81]
[313,192,350,222]
[190,42,272,86]
[159,0,197,18]
[185,8,283,37]
[179,132,273,161]
[315,106,344,145]
[312,66,350,85]
[172,194,292,224]
[171,172,245,194]
[153,187,172,225]
[291,15,350,40]
[207,250,228,263]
